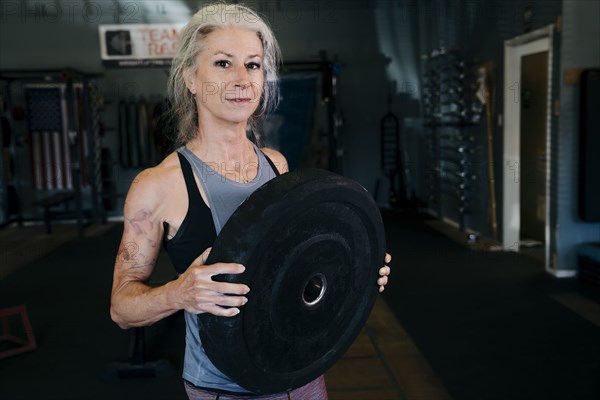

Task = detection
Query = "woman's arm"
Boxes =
[110,169,175,328]
[110,169,249,329]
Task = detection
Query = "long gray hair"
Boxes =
[166,2,281,148]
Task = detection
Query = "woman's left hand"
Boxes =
[378,253,392,293]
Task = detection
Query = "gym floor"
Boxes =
[1,210,599,400]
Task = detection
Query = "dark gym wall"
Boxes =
[411,0,600,273]
[555,0,600,273]
[1,0,598,273]
[0,0,405,216]
[267,1,421,193]
[413,0,563,246]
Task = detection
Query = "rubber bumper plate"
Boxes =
[200,168,386,394]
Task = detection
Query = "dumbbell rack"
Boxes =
[422,49,483,231]
[0,78,22,227]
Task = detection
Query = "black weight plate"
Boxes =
[200,168,385,394]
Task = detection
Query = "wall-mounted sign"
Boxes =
[99,23,186,68]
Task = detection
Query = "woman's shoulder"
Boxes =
[124,152,184,207]
[133,151,182,186]
[260,147,288,174]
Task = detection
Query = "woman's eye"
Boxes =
[215,60,230,68]
[246,62,261,70]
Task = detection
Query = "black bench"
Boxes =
[34,192,76,234]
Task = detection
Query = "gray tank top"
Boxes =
[176,143,278,393]
[178,144,277,234]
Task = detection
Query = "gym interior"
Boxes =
[1,1,599,399]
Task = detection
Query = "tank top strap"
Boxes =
[176,149,203,206]
[256,146,281,177]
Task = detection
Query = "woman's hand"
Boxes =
[167,247,250,317]
[377,253,392,293]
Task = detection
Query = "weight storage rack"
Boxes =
[422,49,484,231]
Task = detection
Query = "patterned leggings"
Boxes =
[184,375,328,400]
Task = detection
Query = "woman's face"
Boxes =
[188,26,265,126]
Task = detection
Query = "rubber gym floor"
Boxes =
[1,209,599,400]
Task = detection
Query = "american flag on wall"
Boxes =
[25,85,88,191]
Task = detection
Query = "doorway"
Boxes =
[502,25,557,275]
[519,51,548,261]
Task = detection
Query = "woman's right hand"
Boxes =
[168,247,250,317]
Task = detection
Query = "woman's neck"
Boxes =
[187,120,254,165]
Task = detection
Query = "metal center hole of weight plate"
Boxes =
[302,273,327,307]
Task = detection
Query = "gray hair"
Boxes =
[167,2,281,148]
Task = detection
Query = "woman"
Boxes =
[110,3,391,399]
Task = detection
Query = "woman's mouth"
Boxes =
[226,98,252,104]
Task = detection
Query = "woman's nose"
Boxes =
[233,65,251,88]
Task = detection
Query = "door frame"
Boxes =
[502,25,555,274]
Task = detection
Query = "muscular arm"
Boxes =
[110,168,250,329]
[110,171,177,328]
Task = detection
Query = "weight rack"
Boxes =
[422,49,484,231]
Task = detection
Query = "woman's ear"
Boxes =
[183,68,196,94]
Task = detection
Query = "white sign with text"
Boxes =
[98,23,185,68]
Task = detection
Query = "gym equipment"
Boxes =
[1,117,10,147]
[34,191,75,234]
[478,63,498,240]
[88,82,105,223]
[128,100,140,167]
[381,109,401,204]
[380,87,405,207]
[118,100,130,167]
[422,49,484,232]
[3,150,13,182]
[138,99,149,167]
[279,54,344,173]
[200,168,385,394]
[0,85,21,226]
[117,97,163,168]
[0,69,105,234]
[103,326,176,380]
[100,148,117,211]
[0,305,37,359]
[266,75,317,172]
